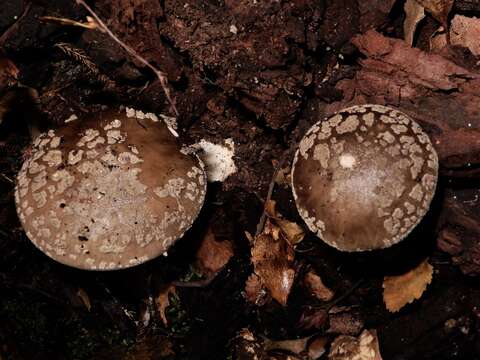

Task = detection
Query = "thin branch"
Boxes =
[75,0,178,116]
[255,157,287,237]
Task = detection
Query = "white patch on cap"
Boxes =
[339,153,356,169]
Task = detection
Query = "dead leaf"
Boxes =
[265,200,305,245]
[276,219,305,245]
[308,336,328,359]
[304,270,335,302]
[244,273,270,306]
[383,259,433,312]
[155,284,176,326]
[249,200,303,306]
[327,310,364,336]
[234,329,267,360]
[251,227,295,306]
[195,227,233,276]
[415,0,454,26]
[404,0,426,46]
[77,288,91,311]
[329,329,382,360]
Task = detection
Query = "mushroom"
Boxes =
[14,107,207,270]
[291,104,438,251]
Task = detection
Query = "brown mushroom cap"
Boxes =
[292,104,438,251]
[14,108,206,270]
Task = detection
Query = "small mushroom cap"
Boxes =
[15,108,206,270]
[292,104,438,251]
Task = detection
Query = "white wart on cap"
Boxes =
[292,104,438,251]
[15,108,206,270]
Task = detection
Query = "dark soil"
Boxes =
[1,1,480,359]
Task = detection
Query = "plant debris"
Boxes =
[383,260,434,312]
[329,329,382,360]
[2,0,480,358]
[304,270,335,302]
[195,227,234,276]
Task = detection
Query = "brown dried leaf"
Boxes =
[308,336,328,359]
[77,288,91,311]
[404,0,426,46]
[415,0,454,26]
[265,200,305,245]
[245,273,269,306]
[251,223,295,306]
[276,219,305,245]
[265,199,278,218]
[329,329,382,360]
[304,270,335,302]
[155,284,176,326]
[195,227,233,276]
[383,260,433,312]
[327,310,364,336]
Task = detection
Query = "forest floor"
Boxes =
[1,0,480,359]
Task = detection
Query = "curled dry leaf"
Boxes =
[155,284,177,326]
[248,200,303,306]
[251,228,295,306]
[404,0,426,46]
[383,260,433,312]
[304,270,335,302]
[415,0,454,26]
[276,219,305,246]
[266,200,305,245]
[329,329,382,360]
[195,227,234,276]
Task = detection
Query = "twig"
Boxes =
[39,15,97,29]
[0,173,14,183]
[0,1,32,47]
[74,0,178,116]
[54,42,114,87]
[255,157,287,237]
